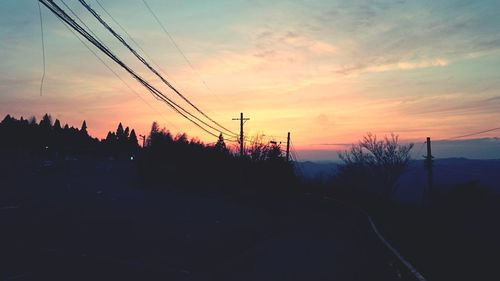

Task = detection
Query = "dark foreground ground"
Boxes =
[1,158,416,281]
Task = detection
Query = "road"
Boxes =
[1,159,416,280]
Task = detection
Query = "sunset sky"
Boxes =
[1,0,499,160]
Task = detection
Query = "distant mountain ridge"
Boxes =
[295,161,338,182]
[296,158,500,204]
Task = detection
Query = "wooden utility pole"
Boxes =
[232,112,250,157]
[424,137,433,204]
[286,132,291,161]
[139,134,146,148]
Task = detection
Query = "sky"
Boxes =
[1,0,499,160]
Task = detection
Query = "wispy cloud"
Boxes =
[1,0,500,155]
[336,58,449,75]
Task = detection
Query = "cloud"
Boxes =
[302,0,500,75]
[253,29,338,59]
[400,94,500,117]
[336,57,448,75]
[315,113,335,128]
[2,0,500,149]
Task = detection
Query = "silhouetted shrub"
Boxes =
[335,133,413,204]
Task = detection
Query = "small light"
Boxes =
[45,146,49,149]
[130,156,134,161]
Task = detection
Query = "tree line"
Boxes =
[0,114,138,158]
[137,121,296,191]
[0,113,422,201]
[0,114,296,190]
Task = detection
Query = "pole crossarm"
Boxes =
[232,113,250,157]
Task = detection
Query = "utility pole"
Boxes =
[286,132,291,161]
[232,112,249,157]
[139,134,146,148]
[424,137,433,205]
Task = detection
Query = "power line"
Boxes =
[60,0,105,46]
[291,142,301,162]
[39,0,220,138]
[56,12,179,131]
[415,141,426,158]
[78,0,237,138]
[58,0,179,131]
[141,0,197,76]
[440,126,500,141]
[289,140,304,176]
[140,0,219,99]
[46,0,222,138]
[93,0,225,131]
[93,0,170,78]
[37,0,45,97]
[91,0,173,105]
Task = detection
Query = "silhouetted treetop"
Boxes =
[54,119,62,130]
[0,114,141,158]
[124,127,130,139]
[40,113,52,129]
[2,114,12,123]
[81,120,88,134]
[116,123,124,139]
[106,131,116,142]
[129,129,139,148]
[215,133,227,153]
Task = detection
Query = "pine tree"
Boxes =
[53,119,62,130]
[105,131,116,143]
[29,116,37,125]
[176,133,188,145]
[129,129,139,148]
[215,133,227,152]
[39,113,52,129]
[2,114,12,124]
[39,114,52,148]
[150,122,159,135]
[147,121,160,147]
[81,120,88,135]
[124,126,130,139]
[116,123,124,140]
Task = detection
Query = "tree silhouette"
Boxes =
[0,114,105,157]
[248,134,269,161]
[214,133,227,153]
[81,120,88,135]
[129,129,139,148]
[39,113,52,129]
[105,131,116,143]
[116,123,124,141]
[2,114,12,123]
[150,121,159,135]
[267,142,283,162]
[1,115,298,193]
[175,133,188,145]
[124,126,130,139]
[337,133,413,202]
[54,119,62,131]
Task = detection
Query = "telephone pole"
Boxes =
[286,132,291,161]
[232,112,250,157]
[424,137,433,205]
[139,134,146,148]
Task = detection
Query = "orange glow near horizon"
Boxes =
[1,1,500,160]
